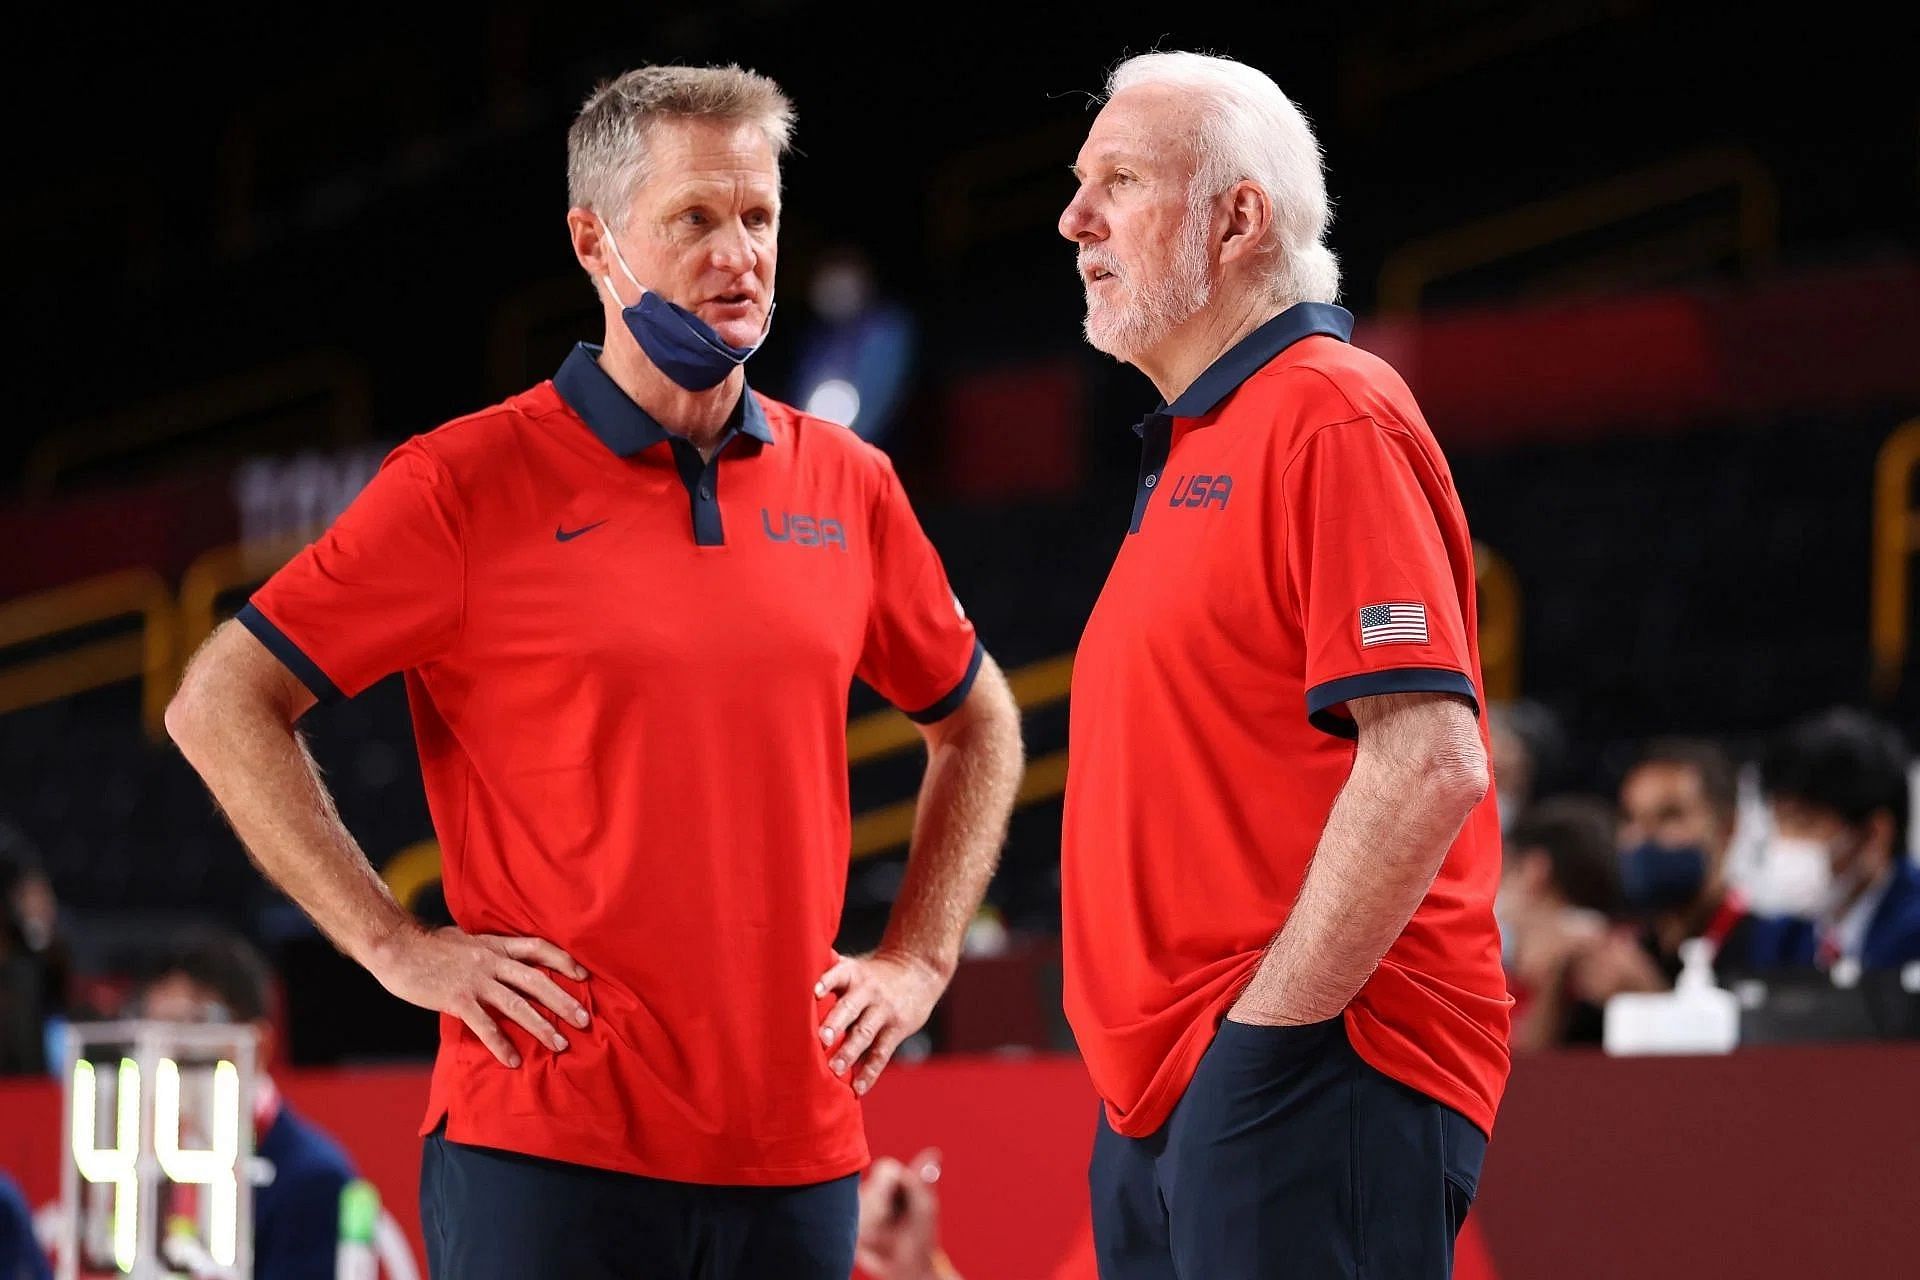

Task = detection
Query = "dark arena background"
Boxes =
[3,4,1919,1277]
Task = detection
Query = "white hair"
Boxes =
[1105,51,1340,306]
[567,65,794,228]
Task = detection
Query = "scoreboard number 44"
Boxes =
[61,1022,257,1280]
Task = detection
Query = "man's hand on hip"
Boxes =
[368,925,590,1068]
[815,949,947,1095]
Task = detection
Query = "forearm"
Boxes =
[169,662,412,968]
[880,682,1023,977]
[1237,698,1487,1022]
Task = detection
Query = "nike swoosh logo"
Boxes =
[555,520,608,542]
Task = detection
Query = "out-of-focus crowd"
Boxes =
[1490,705,1920,1050]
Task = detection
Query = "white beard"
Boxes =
[1082,198,1215,362]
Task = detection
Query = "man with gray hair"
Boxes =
[167,64,1022,1279]
[1058,52,1509,1277]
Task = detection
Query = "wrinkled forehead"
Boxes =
[632,117,782,204]
[1076,85,1204,178]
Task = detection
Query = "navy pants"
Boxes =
[420,1126,859,1280]
[1091,1017,1487,1279]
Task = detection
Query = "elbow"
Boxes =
[164,666,209,752]
[1429,733,1491,815]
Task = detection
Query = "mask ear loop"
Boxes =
[598,218,647,308]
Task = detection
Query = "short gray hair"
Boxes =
[1106,52,1340,306]
[567,65,795,226]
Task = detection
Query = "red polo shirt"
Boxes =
[239,344,982,1184]
[1061,303,1511,1139]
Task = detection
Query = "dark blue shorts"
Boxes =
[1090,1016,1487,1279]
[419,1126,858,1280]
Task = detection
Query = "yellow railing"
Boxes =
[0,569,176,737]
[175,530,318,664]
[1376,148,1778,314]
[0,533,315,739]
[846,654,1076,859]
[1871,418,1920,700]
[1475,541,1521,703]
[382,838,446,914]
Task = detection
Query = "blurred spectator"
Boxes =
[1617,739,1761,981]
[139,933,363,1280]
[1499,796,1660,1048]
[0,1169,50,1280]
[0,822,68,1075]
[854,1152,1100,1280]
[788,247,918,447]
[856,1148,957,1280]
[1488,700,1566,836]
[1749,710,1920,971]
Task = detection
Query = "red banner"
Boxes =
[7,1046,1919,1276]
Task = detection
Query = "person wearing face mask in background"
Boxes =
[1616,738,1761,982]
[1517,740,1757,1047]
[1746,709,1920,971]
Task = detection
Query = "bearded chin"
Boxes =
[1081,209,1214,362]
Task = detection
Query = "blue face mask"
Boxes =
[599,222,773,391]
[1619,841,1708,913]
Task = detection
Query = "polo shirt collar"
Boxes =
[555,342,774,456]
[1134,302,1354,435]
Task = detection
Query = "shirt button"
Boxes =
[698,485,714,501]
[1144,473,1158,488]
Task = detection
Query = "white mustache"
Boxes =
[1078,253,1123,282]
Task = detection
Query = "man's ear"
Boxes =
[1217,180,1273,267]
[567,207,612,281]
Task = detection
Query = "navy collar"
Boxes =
[1135,302,1354,435]
[554,342,774,456]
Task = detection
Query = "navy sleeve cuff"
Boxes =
[1305,667,1480,739]
[903,639,985,724]
[237,602,344,705]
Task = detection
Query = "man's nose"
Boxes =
[711,222,757,274]
[1059,188,1102,244]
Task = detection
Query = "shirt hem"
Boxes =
[1304,666,1479,739]
[1094,1002,1502,1142]
[236,601,346,704]
[904,639,985,724]
[420,1103,870,1187]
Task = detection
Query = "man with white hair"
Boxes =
[166,64,1023,1279]
[1058,52,1509,1277]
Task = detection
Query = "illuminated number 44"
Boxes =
[72,1058,241,1273]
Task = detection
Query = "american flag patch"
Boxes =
[1359,602,1429,647]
